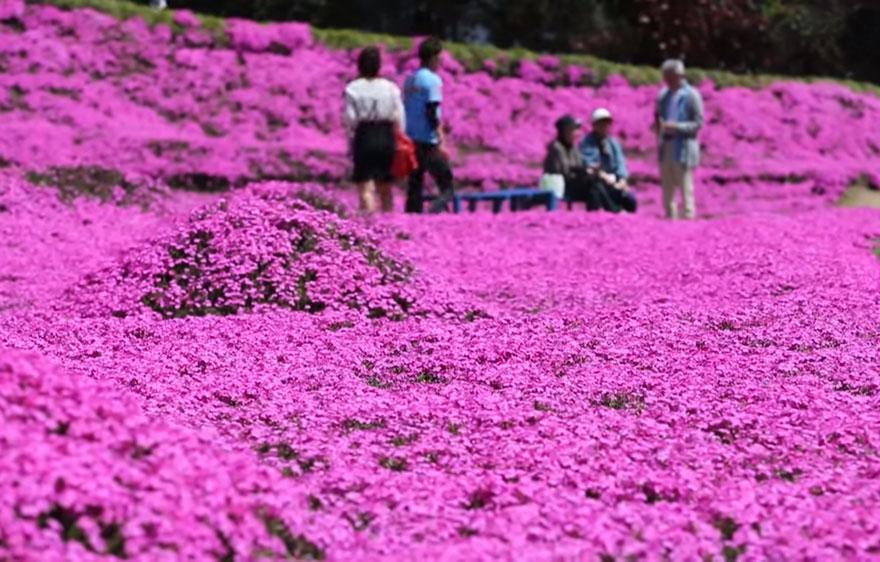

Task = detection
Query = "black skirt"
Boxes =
[352,121,395,183]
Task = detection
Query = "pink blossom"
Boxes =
[172,9,200,29]
[0,3,879,561]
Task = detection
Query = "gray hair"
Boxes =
[661,59,686,76]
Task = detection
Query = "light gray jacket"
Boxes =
[655,82,704,168]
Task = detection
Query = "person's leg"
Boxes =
[606,186,635,213]
[581,177,602,211]
[660,144,679,219]
[585,187,600,211]
[405,170,424,213]
[597,182,622,213]
[357,181,376,213]
[620,191,638,213]
[567,171,593,210]
[376,182,394,213]
[425,145,455,214]
[405,144,428,214]
[372,123,396,214]
[682,167,696,219]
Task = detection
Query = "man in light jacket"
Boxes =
[653,59,704,220]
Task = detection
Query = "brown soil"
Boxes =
[838,182,880,209]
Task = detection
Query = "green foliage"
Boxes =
[25,165,162,209]
[415,370,444,384]
[27,0,226,41]
[763,0,848,77]
[341,417,386,431]
[27,0,880,94]
[307,23,880,93]
[598,391,646,412]
[37,504,128,558]
[312,27,411,51]
[379,456,409,472]
[261,513,325,560]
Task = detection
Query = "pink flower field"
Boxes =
[1,2,880,561]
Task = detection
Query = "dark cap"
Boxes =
[555,114,582,132]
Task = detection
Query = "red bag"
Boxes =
[391,129,418,179]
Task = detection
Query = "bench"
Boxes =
[426,188,559,213]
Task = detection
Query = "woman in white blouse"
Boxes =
[344,47,406,213]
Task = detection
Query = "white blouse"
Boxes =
[344,78,406,135]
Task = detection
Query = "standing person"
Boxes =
[653,59,704,220]
[403,38,455,214]
[580,108,637,213]
[344,46,406,213]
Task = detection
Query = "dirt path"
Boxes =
[839,182,880,209]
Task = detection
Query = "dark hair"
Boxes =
[357,46,381,78]
[418,37,443,66]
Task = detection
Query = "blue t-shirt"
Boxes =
[404,68,443,144]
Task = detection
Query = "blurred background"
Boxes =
[148,0,880,84]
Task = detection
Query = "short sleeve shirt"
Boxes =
[344,78,405,131]
[403,68,443,144]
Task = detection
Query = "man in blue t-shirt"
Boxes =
[403,38,455,214]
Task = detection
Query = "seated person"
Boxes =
[579,108,638,213]
[543,115,616,211]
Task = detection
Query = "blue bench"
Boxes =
[426,188,559,213]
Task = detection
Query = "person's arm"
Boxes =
[426,74,449,156]
[392,84,406,132]
[614,140,629,181]
[603,140,631,191]
[427,102,451,159]
[544,144,565,175]
[580,137,600,175]
[652,89,665,134]
[671,89,704,135]
[426,101,441,132]
[343,88,358,137]
[426,74,444,136]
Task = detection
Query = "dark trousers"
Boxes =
[566,171,637,213]
[608,187,638,213]
[406,142,455,214]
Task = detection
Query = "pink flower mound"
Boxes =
[0,350,325,561]
[171,9,201,29]
[226,19,313,54]
[69,183,437,321]
[0,0,24,21]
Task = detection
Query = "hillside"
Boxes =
[1,0,879,215]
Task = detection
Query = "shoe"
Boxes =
[428,192,453,214]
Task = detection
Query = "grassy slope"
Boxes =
[26,0,880,95]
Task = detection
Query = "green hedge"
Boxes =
[24,0,226,40]
[23,0,880,95]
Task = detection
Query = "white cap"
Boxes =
[591,107,613,124]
